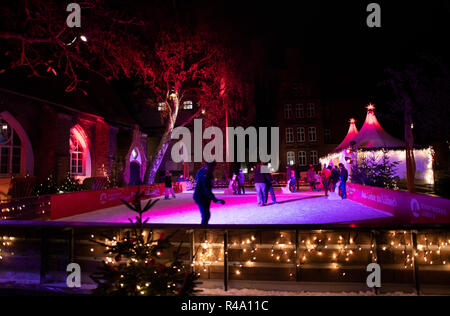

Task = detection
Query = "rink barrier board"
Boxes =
[346,183,450,224]
[50,182,187,220]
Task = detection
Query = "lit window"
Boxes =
[310,151,318,165]
[306,103,315,118]
[0,119,21,175]
[157,102,165,111]
[284,104,292,119]
[308,127,317,142]
[287,151,295,166]
[295,104,304,118]
[69,133,84,177]
[298,151,307,166]
[286,128,294,143]
[297,127,305,142]
[183,100,193,110]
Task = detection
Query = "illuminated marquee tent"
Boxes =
[350,104,404,149]
[320,104,434,184]
[334,118,359,152]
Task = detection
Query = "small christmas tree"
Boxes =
[351,150,400,189]
[34,174,58,196]
[90,190,200,296]
[58,173,84,193]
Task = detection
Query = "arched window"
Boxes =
[69,125,91,179]
[0,118,21,175]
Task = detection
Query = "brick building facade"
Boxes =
[0,87,146,187]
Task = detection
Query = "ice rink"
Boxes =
[58,190,393,225]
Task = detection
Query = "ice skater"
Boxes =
[339,163,348,199]
[264,171,277,204]
[307,165,316,191]
[193,161,225,225]
[238,169,245,195]
[164,171,176,200]
[288,170,296,193]
[253,162,267,206]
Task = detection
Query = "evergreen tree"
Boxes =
[90,190,200,296]
[351,150,400,189]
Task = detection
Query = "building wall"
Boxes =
[0,91,121,184]
[277,82,328,173]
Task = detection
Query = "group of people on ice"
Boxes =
[319,163,348,200]
[164,160,349,225]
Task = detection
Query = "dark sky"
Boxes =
[196,0,449,139]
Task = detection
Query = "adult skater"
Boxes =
[307,165,316,191]
[321,165,331,196]
[330,165,340,192]
[253,162,267,206]
[264,171,277,204]
[193,161,225,225]
[339,163,348,199]
[164,171,176,200]
[238,169,245,195]
[288,170,296,193]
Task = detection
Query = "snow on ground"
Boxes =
[197,287,414,296]
[58,190,393,224]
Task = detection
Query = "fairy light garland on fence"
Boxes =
[189,230,450,279]
[86,229,449,282]
[0,235,15,261]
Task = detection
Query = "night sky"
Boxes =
[1,0,448,141]
[203,0,450,140]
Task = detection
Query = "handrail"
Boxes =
[1,219,449,230]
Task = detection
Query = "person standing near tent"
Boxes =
[330,165,340,192]
[321,165,331,196]
[238,169,245,195]
[193,161,225,225]
[339,163,348,199]
[254,162,267,206]
[164,171,176,200]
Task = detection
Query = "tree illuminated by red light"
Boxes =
[0,1,253,184]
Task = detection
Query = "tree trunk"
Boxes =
[144,99,179,184]
[404,97,416,193]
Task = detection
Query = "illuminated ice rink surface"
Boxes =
[58,190,393,225]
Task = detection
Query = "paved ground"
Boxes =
[58,190,393,225]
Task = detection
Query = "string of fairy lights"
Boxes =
[0,235,15,261]
[189,230,450,278]
[0,230,448,281]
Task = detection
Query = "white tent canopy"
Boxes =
[334,118,359,152]
[350,104,404,149]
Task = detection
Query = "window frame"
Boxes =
[308,127,317,142]
[286,128,294,143]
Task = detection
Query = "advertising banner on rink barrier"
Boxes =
[50,182,187,220]
[347,183,450,224]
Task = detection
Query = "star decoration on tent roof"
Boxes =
[366,103,375,111]
[349,118,356,124]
